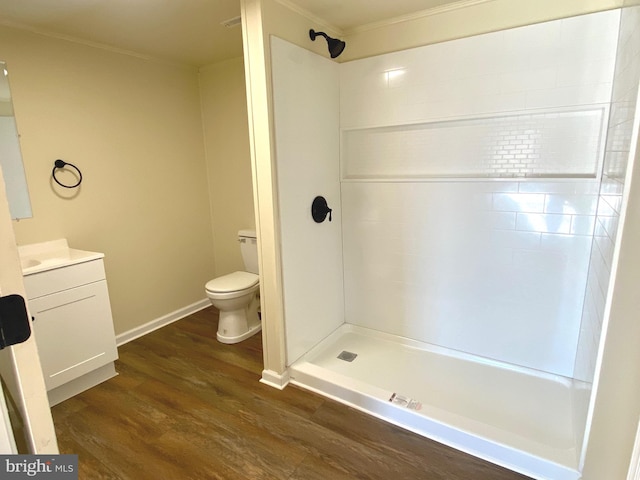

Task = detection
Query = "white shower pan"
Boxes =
[289,324,589,480]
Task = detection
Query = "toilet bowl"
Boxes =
[206,271,260,344]
[205,230,261,344]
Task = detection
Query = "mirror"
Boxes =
[0,61,32,219]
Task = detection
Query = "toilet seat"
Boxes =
[206,271,259,295]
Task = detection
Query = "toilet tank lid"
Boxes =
[238,229,256,239]
[206,271,259,293]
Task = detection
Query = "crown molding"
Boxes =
[0,16,195,69]
[273,0,344,35]
[344,0,498,35]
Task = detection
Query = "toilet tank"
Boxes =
[238,229,259,274]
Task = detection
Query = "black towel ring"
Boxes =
[52,159,83,188]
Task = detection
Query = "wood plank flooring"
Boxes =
[52,307,531,479]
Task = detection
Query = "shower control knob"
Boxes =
[312,196,332,223]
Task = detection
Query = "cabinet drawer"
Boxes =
[24,260,106,299]
[30,280,118,391]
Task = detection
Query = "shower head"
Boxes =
[309,29,346,59]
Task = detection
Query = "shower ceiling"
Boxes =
[0,0,466,66]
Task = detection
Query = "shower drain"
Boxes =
[337,351,357,362]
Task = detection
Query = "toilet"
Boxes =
[205,230,261,344]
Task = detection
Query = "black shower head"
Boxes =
[309,29,346,59]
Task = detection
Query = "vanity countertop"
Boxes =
[18,239,104,276]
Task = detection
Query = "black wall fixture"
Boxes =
[52,159,83,188]
[312,196,332,223]
[0,294,31,349]
[309,29,346,59]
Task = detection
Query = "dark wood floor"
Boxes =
[52,307,531,479]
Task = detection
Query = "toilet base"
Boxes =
[217,322,262,344]
[215,294,261,344]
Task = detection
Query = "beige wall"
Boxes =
[1,25,215,335]
[199,58,255,276]
[341,0,624,61]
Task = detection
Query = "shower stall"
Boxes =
[258,6,640,480]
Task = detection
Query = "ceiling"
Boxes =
[0,0,465,67]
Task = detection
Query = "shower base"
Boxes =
[289,324,589,480]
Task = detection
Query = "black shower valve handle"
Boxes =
[312,196,332,223]
[325,203,332,222]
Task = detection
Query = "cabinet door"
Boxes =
[30,280,118,390]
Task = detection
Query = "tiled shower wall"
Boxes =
[343,109,606,179]
[341,11,620,377]
[573,6,640,382]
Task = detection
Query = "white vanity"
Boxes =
[19,239,118,406]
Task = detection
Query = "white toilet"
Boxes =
[205,230,261,344]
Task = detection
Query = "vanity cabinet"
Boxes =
[21,248,118,405]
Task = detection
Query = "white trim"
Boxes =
[579,23,640,469]
[116,299,211,346]
[0,379,17,454]
[273,0,498,37]
[0,163,58,454]
[260,369,290,390]
[628,419,640,480]
[241,0,289,383]
[273,0,343,35]
[344,0,498,35]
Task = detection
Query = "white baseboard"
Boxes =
[260,369,290,390]
[116,299,211,346]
